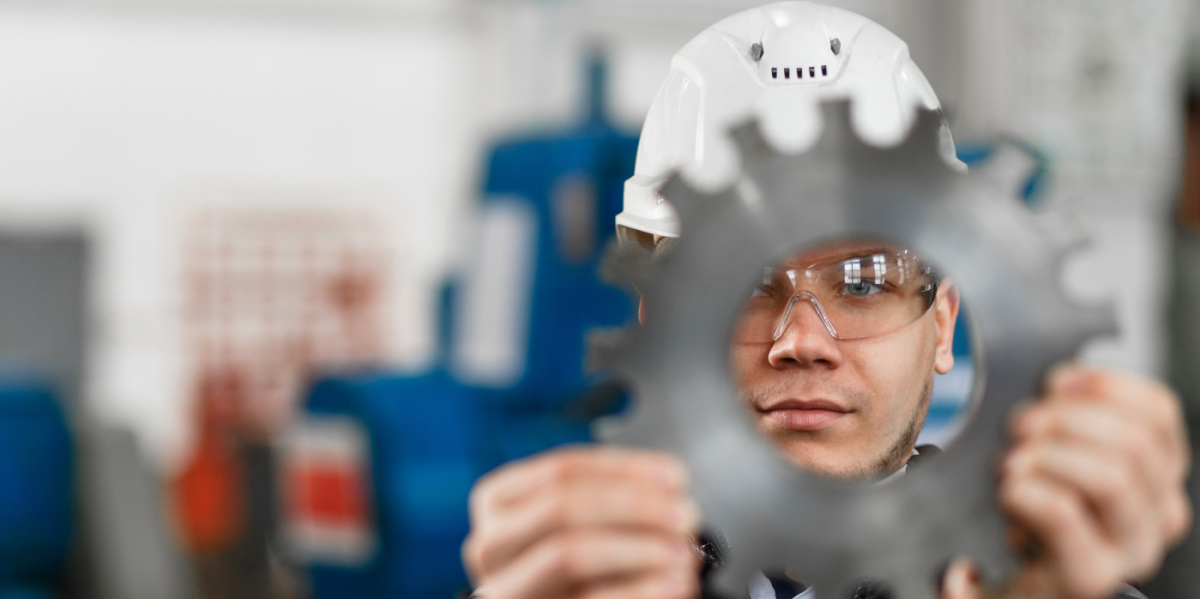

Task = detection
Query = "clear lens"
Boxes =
[733,245,936,342]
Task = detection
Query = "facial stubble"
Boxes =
[743,373,934,481]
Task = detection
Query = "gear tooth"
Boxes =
[1034,210,1092,259]
[1052,233,1092,261]
[817,99,856,148]
[661,175,721,231]
[907,106,946,157]
[585,327,633,372]
[599,242,653,289]
[658,174,692,209]
[976,141,1039,201]
[1077,301,1119,340]
[729,118,771,161]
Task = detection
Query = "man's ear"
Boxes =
[933,282,960,375]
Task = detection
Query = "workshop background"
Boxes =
[0,0,1198,598]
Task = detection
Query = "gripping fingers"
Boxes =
[1004,440,1161,579]
[1014,402,1190,558]
[482,529,700,599]
[1001,472,1123,599]
[465,447,691,581]
[573,568,700,599]
[471,447,688,515]
[1046,368,1189,477]
[468,481,700,575]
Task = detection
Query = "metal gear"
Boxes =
[591,101,1116,599]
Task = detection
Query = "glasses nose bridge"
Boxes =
[771,291,840,341]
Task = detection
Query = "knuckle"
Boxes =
[547,533,591,578]
[1166,494,1193,540]
[997,477,1027,512]
[468,534,500,572]
[1159,388,1184,422]
[469,479,497,518]
[1122,430,1156,467]
[1087,371,1113,397]
[1030,407,1060,436]
[543,491,580,528]
[1147,377,1177,403]
[541,457,577,489]
[1042,495,1078,533]
[1131,536,1165,579]
[462,534,482,569]
[1007,446,1037,476]
[1062,553,1123,599]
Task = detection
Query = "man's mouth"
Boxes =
[756,399,851,432]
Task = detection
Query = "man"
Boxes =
[462,3,1192,598]
[731,241,953,480]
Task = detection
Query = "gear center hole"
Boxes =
[727,237,978,481]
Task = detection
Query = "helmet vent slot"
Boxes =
[767,64,832,83]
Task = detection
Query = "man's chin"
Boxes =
[768,436,903,481]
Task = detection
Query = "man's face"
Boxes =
[728,240,960,479]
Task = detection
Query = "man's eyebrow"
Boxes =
[781,246,900,268]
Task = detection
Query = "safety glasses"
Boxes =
[732,248,938,342]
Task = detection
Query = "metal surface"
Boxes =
[593,101,1116,599]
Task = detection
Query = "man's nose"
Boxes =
[767,294,844,369]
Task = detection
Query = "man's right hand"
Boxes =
[462,446,704,599]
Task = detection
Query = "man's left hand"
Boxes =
[943,366,1192,599]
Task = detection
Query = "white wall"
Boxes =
[0,4,483,468]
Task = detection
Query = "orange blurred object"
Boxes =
[171,369,247,552]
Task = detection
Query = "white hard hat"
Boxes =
[617,0,963,241]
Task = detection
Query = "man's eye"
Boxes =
[842,282,882,297]
[751,284,773,297]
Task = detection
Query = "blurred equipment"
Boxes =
[174,209,390,599]
[0,382,74,599]
[281,53,636,599]
[0,233,86,599]
[78,425,194,599]
[596,102,1115,599]
[0,233,87,406]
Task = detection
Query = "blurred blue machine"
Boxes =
[287,54,637,599]
[0,381,75,599]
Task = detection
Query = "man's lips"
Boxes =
[756,399,851,432]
